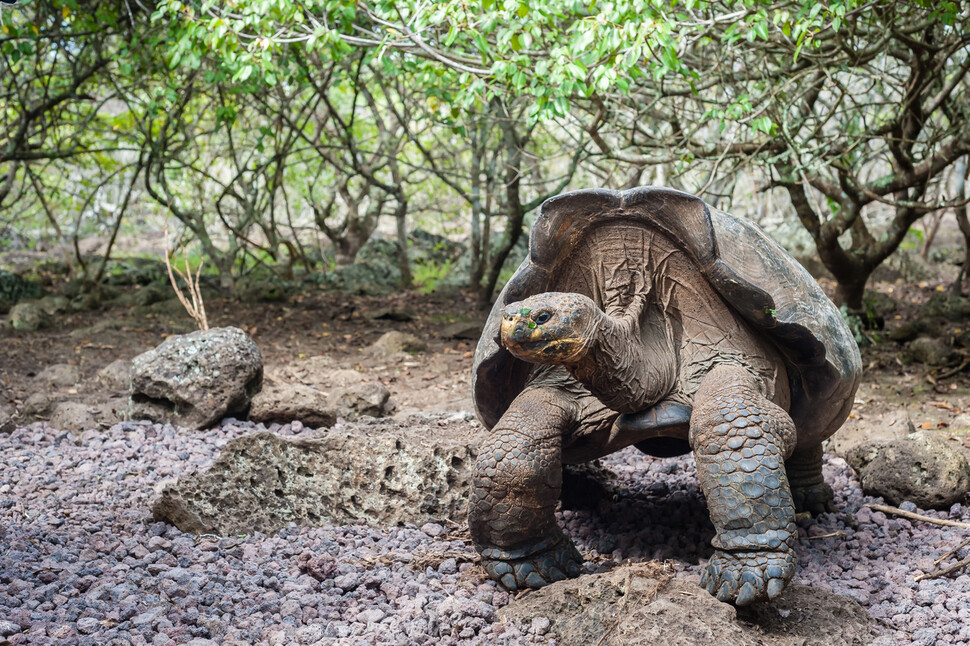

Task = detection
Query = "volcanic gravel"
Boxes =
[1,418,968,645]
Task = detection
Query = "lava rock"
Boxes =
[441,319,485,340]
[96,359,133,392]
[908,336,954,366]
[9,301,51,331]
[249,381,336,429]
[0,404,15,433]
[826,410,915,459]
[334,383,393,420]
[367,331,428,355]
[921,291,970,322]
[499,564,873,646]
[846,431,970,509]
[129,326,263,429]
[152,414,485,534]
[49,402,101,434]
[35,363,81,388]
[22,392,52,418]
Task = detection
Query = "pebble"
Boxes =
[1,419,968,645]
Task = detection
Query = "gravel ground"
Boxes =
[1,418,968,645]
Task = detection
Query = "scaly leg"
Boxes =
[468,387,583,590]
[787,444,836,514]
[690,365,797,606]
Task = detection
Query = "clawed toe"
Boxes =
[702,549,795,606]
[480,536,584,590]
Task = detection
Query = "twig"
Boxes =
[163,227,209,331]
[915,555,970,582]
[864,503,970,529]
[935,537,970,565]
[935,358,970,381]
[803,531,847,540]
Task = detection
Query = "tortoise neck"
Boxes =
[568,308,676,414]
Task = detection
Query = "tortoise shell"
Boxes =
[473,187,862,442]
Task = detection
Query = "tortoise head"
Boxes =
[500,292,601,365]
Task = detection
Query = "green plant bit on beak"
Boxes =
[528,322,536,329]
[519,307,531,316]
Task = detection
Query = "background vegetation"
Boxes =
[2,0,969,310]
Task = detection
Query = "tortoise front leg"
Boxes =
[468,387,583,590]
[690,365,797,606]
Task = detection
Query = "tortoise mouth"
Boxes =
[503,337,587,364]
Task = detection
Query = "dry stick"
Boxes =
[915,555,970,582]
[936,358,970,381]
[803,531,847,540]
[163,231,209,331]
[934,537,970,565]
[864,503,970,529]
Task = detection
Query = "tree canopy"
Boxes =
[2,0,969,308]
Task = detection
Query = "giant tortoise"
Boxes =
[470,187,861,606]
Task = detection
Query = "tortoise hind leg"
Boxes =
[690,365,797,606]
[468,387,583,590]
[786,444,836,514]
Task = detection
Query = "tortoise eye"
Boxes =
[534,312,552,325]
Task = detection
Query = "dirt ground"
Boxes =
[2,276,970,457]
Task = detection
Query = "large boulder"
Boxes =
[152,414,485,535]
[499,564,873,646]
[846,431,970,509]
[249,381,337,428]
[129,326,263,429]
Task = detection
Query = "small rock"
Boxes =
[367,331,428,355]
[888,321,921,343]
[908,336,953,366]
[529,616,551,636]
[846,431,970,509]
[9,301,51,331]
[49,402,101,434]
[0,404,16,433]
[35,363,81,388]
[76,617,100,635]
[96,360,133,392]
[921,291,970,322]
[0,620,21,636]
[334,383,393,420]
[366,307,416,322]
[249,381,336,428]
[22,392,52,418]
[441,319,484,340]
[37,294,70,315]
[299,553,338,581]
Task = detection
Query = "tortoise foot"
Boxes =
[791,481,836,515]
[480,534,583,590]
[701,549,795,606]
